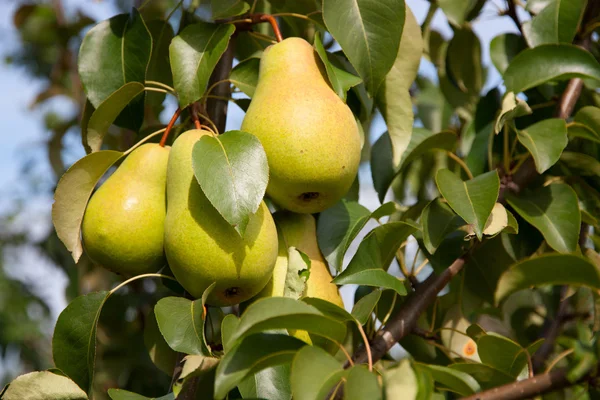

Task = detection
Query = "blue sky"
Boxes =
[0,0,522,333]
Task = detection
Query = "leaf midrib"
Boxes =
[193,26,224,94]
[349,0,373,86]
[520,197,568,250]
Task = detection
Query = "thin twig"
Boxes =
[145,80,176,92]
[448,151,474,180]
[355,323,373,371]
[338,344,354,367]
[545,349,575,373]
[505,0,523,34]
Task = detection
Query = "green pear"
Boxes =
[164,129,278,306]
[82,143,169,275]
[241,37,361,214]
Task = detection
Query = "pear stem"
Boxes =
[109,273,179,295]
[233,14,283,42]
[160,107,182,147]
[257,14,283,42]
[191,105,203,130]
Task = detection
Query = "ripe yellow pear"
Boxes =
[82,143,169,275]
[241,37,361,214]
[254,211,343,350]
[257,211,343,307]
[164,129,278,306]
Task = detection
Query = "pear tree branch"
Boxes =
[460,363,598,400]
[347,256,467,366]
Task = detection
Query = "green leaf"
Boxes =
[522,0,587,47]
[477,333,532,377]
[146,20,174,107]
[571,106,600,143]
[333,222,417,294]
[323,0,405,95]
[314,32,362,101]
[238,365,292,400]
[371,132,395,203]
[371,202,398,221]
[52,150,123,262]
[345,366,382,400]
[351,289,382,325]
[214,333,305,399]
[2,371,88,400]
[464,235,517,304]
[463,202,510,239]
[504,44,600,94]
[376,6,422,165]
[449,364,514,390]
[496,254,600,303]
[174,355,219,398]
[377,130,457,200]
[221,314,240,353]
[154,283,215,356]
[291,346,345,400]
[211,0,250,19]
[284,248,311,299]
[52,291,109,392]
[517,119,567,173]
[490,33,527,75]
[230,57,260,97]
[415,364,480,396]
[506,183,580,253]
[435,169,500,240]
[192,130,268,236]
[301,297,354,323]
[84,82,145,153]
[108,389,174,400]
[561,151,600,176]
[228,297,347,345]
[447,27,483,94]
[400,130,457,171]
[169,22,235,108]
[421,198,465,254]
[494,92,532,134]
[317,200,371,272]
[438,0,476,26]
[144,306,178,376]
[78,10,151,131]
[569,123,600,143]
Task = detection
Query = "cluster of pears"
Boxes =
[81,37,360,307]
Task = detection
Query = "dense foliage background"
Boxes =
[2,0,600,399]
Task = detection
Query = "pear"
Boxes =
[164,129,278,306]
[272,211,344,308]
[255,211,343,351]
[82,143,169,275]
[241,37,361,214]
